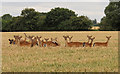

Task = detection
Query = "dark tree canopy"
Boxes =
[44,7,77,30]
[1,7,94,31]
[100,1,120,31]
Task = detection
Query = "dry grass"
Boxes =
[2,31,118,72]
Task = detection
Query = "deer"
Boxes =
[84,37,95,47]
[14,35,22,44]
[83,35,93,47]
[93,36,111,47]
[8,35,20,45]
[41,38,60,47]
[13,35,38,47]
[24,33,34,42]
[8,39,16,44]
[13,35,32,47]
[36,36,42,47]
[63,35,84,47]
[45,38,60,47]
[24,33,38,47]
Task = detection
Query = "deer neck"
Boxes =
[87,39,90,43]
[89,40,93,47]
[106,39,109,44]
[65,40,68,47]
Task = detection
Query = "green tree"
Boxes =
[17,8,46,31]
[99,16,113,30]
[100,1,120,30]
[44,7,77,30]
[58,16,92,30]
[2,14,12,31]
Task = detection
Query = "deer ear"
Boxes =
[55,37,57,39]
[71,36,73,38]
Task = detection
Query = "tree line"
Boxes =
[1,1,120,31]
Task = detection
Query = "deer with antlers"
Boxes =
[93,36,111,47]
[63,35,84,47]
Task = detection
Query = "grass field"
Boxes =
[2,31,118,72]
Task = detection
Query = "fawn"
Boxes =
[93,36,111,47]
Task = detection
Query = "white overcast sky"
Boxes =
[1,0,111,22]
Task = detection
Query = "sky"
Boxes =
[1,1,110,22]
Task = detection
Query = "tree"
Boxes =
[100,1,120,30]
[17,8,46,31]
[44,7,77,30]
[99,16,113,30]
[2,14,12,31]
[58,16,92,30]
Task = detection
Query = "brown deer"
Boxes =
[63,35,84,47]
[14,35,22,44]
[67,36,73,42]
[13,35,32,47]
[41,38,60,47]
[14,35,38,47]
[93,36,111,47]
[24,33,38,47]
[8,39,16,44]
[24,33,34,42]
[83,35,93,47]
[36,36,42,47]
[84,37,95,47]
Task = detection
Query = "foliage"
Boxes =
[2,7,93,31]
[44,7,77,30]
[58,16,92,31]
[100,1,120,31]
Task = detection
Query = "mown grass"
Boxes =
[2,31,118,72]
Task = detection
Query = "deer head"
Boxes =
[68,36,73,42]
[37,36,42,41]
[44,38,49,42]
[9,39,14,44]
[87,35,92,43]
[51,37,58,42]
[63,35,68,41]
[106,36,111,40]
